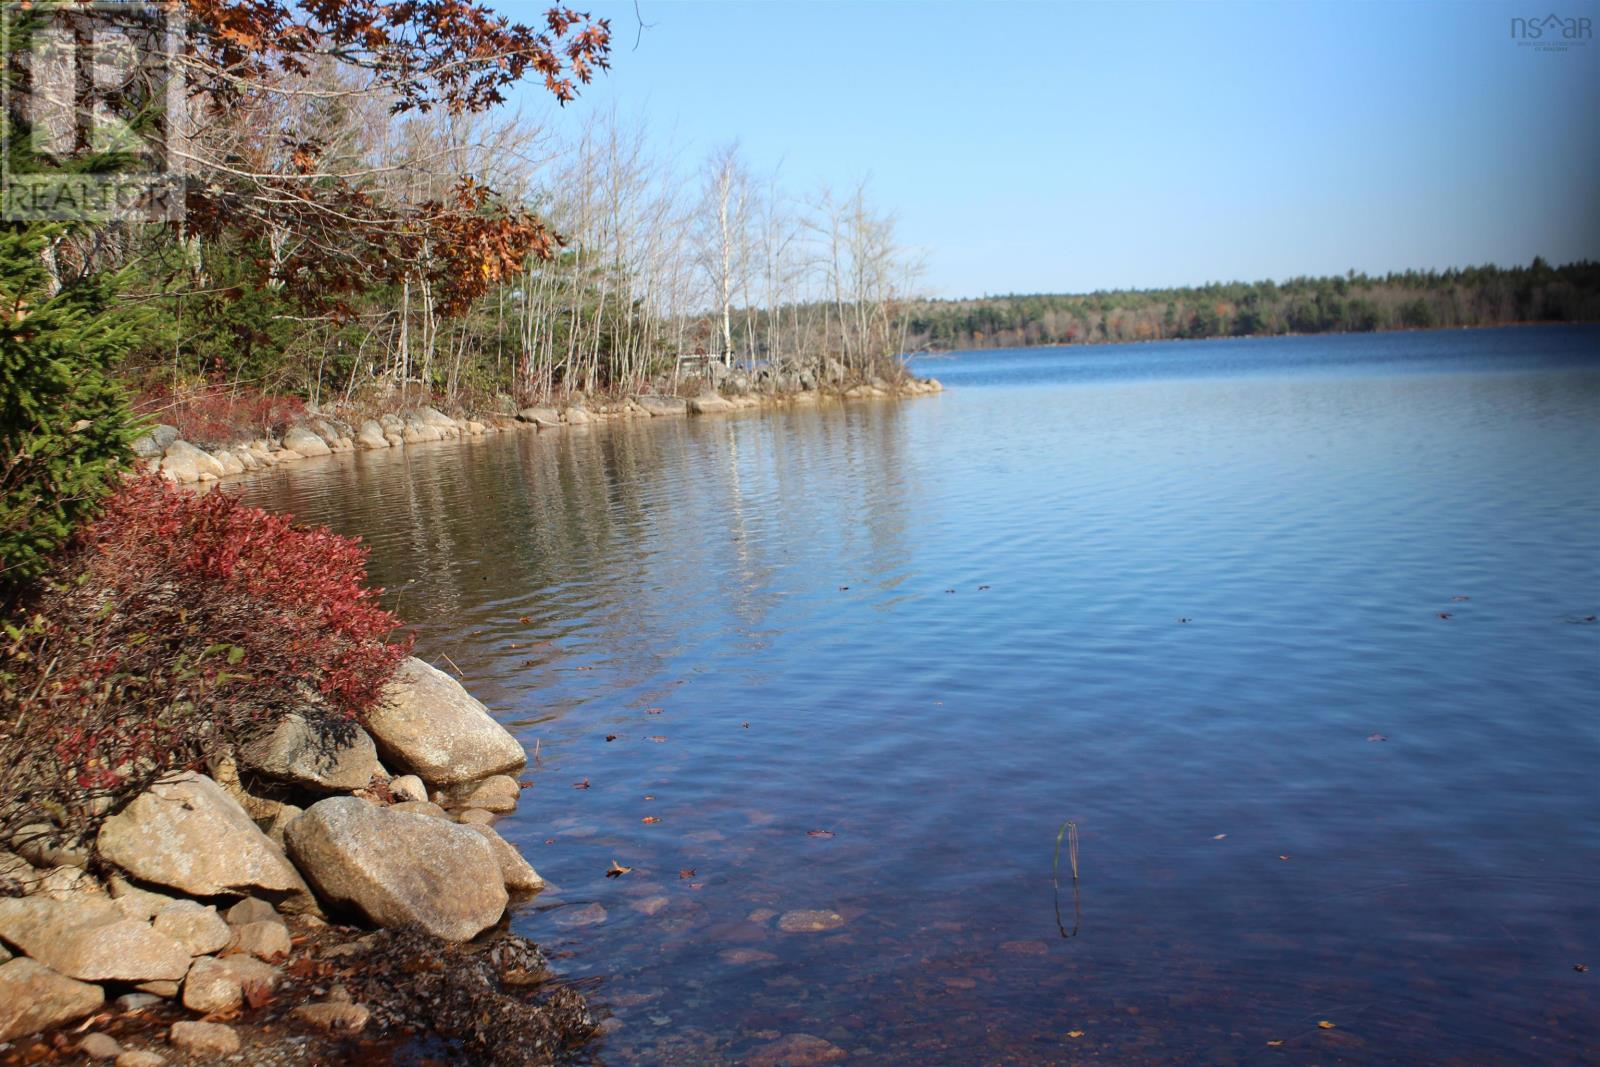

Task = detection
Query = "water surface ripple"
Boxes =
[240,326,1600,1065]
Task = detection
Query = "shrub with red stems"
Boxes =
[0,475,410,849]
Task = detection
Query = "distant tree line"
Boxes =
[902,259,1600,351]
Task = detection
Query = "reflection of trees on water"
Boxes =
[238,403,922,721]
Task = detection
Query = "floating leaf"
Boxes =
[605,734,617,742]
[1317,1021,1336,1030]
[1367,733,1387,742]
[678,868,695,879]
[573,779,590,790]
[1267,1039,1284,1046]
[1213,833,1227,840]
[642,816,660,824]
[518,615,532,624]
[646,707,663,715]
[1576,963,1589,973]
[606,860,632,878]
[646,736,667,743]
[1066,1030,1084,1039]
[1437,612,1452,620]
[806,829,835,839]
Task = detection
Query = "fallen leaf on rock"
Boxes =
[642,816,661,824]
[573,779,590,789]
[679,868,696,879]
[1318,1020,1336,1030]
[806,829,835,839]
[606,861,633,878]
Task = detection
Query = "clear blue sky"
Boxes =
[514,1,1600,298]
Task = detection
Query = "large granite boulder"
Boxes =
[239,714,378,793]
[355,420,389,450]
[0,897,191,983]
[517,406,561,428]
[632,395,687,417]
[463,824,545,893]
[366,658,525,786]
[159,440,224,483]
[182,955,279,1015]
[688,393,734,414]
[0,958,104,1041]
[284,798,506,941]
[96,773,313,909]
[281,427,332,457]
[131,424,179,459]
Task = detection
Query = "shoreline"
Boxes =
[138,377,944,490]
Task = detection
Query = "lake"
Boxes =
[238,326,1600,1065]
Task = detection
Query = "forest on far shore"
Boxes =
[900,259,1600,351]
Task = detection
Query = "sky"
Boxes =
[512,1,1600,299]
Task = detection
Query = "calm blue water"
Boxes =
[240,326,1600,1065]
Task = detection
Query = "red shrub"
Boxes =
[0,475,410,842]
[133,384,306,448]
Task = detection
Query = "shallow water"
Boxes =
[239,326,1600,1065]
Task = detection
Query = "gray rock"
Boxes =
[78,1032,121,1060]
[437,775,520,813]
[113,993,162,1013]
[379,413,405,433]
[96,773,314,908]
[517,406,561,428]
[281,427,332,457]
[366,658,525,786]
[456,808,495,826]
[0,958,104,1041]
[563,406,592,425]
[115,1051,166,1067]
[159,440,225,483]
[0,897,190,982]
[284,797,507,941]
[239,715,378,793]
[167,1021,239,1056]
[152,900,231,956]
[181,955,279,1015]
[390,800,449,820]
[688,393,734,414]
[226,919,291,961]
[130,424,178,459]
[224,898,283,928]
[388,775,428,804]
[416,407,459,432]
[463,824,545,893]
[355,420,389,450]
[632,395,687,417]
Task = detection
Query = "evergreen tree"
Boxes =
[0,222,140,590]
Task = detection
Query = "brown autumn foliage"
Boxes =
[173,1,612,315]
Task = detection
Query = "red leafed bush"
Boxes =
[133,384,306,448]
[0,474,410,845]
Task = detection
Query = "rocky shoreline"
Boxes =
[0,657,581,1065]
[136,375,943,487]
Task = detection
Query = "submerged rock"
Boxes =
[285,797,507,941]
[96,773,314,908]
[367,658,526,786]
[0,958,104,1041]
[777,909,845,933]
